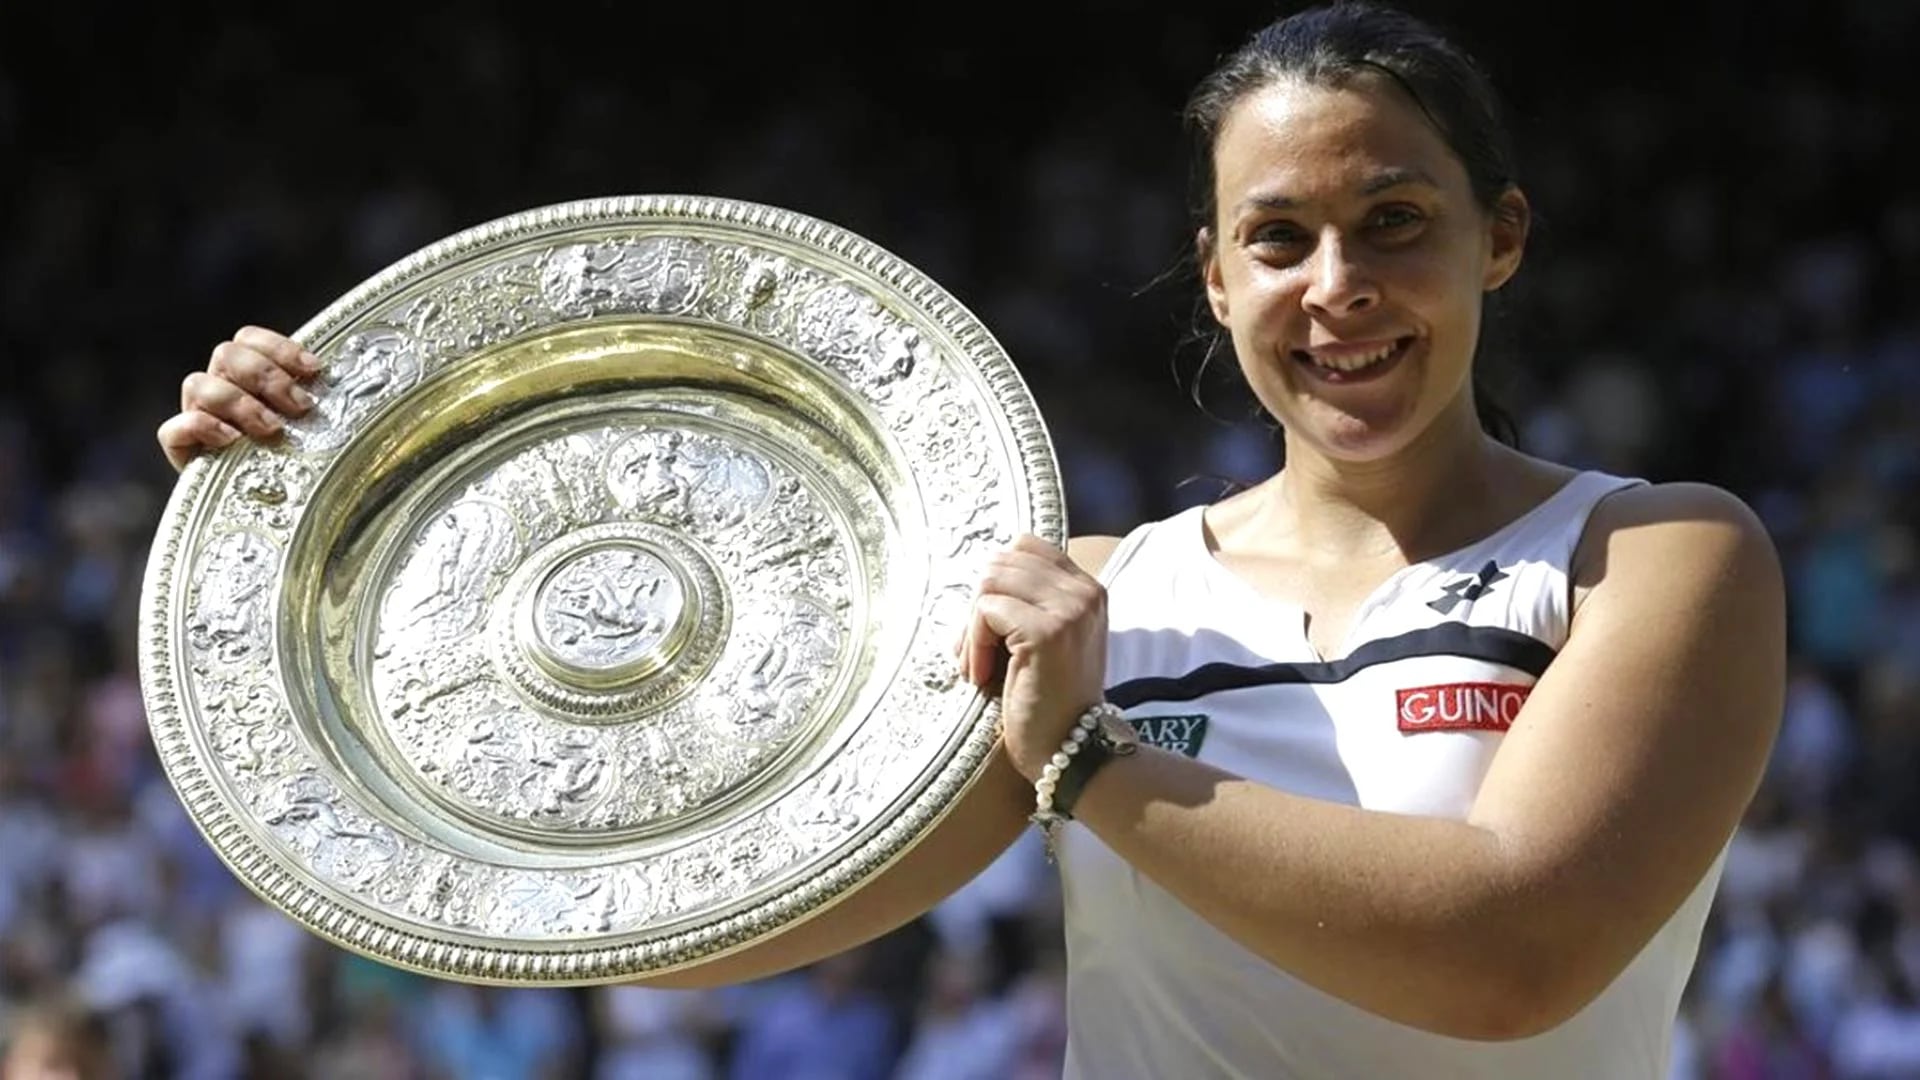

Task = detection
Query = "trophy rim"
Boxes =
[138,194,1064,984]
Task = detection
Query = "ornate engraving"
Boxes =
[202,676,302,782]
[735,596,843,727]
[699,248,815,339]
[185,530,277,666]
[228,454,317,535]
[487,869,640,937]
[607,429,697,524]
[260,773,401,892]
[378,500,520,654]
[141,197,1060,979]
[418,692,617,829]
[397,258,546,368]
[901,374,1009,560]
[534,545,684,672]
[607,428,773,531]
[485,432,617,548]
[396,851,486,929]
[777,757,869,851]
[538,237,711,318]
[355,418,859,841]
[792,283,928,400]
[286,328,422,453]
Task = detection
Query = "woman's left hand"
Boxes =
[959,535,1110,782]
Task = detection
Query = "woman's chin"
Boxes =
[1295,398,1425,462]
[1261,348,1441,461]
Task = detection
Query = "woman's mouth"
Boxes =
[1290,336,1415,384]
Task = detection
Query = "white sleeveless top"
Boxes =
[1058,470,1725,1080]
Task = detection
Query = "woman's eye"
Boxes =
[1250,222,1308,247]
[1371,206,1425,231]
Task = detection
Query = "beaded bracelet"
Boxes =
[1029,702,1122,862]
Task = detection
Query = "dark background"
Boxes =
[2,2,1917,1077]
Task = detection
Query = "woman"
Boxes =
[158,4,1784,1075]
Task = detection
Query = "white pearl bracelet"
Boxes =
[1030,701,1121,861]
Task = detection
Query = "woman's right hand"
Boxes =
[157,326,322,471]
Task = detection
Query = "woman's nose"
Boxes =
[1302,231,1380,318]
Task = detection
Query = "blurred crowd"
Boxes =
[3,3,1919,1078]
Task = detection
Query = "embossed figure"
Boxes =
[521,729,609,819]
[387,657,487,720]
[738,638,805,727]
[574,874,629,934]
[787,762,862,840]
[717,250,807,335]
[609,430,695,522]
[261,774,397,888]
[738,598,840,727]
[424,699,615,828]
[546,552,671,651]
[405,855,466,922]
[327,329,410,403]
[792,283,925,398]
[284,328,422,452]
[638,431,690,509]
[872,321,923,385]
[186,531,276,664]
[446,706,531,800]
[497,873,581,935]
[537,238,710,316]
[383,501,517,641]
[639,724,688,786]
[630,237,709,314]
[794,285,877,369]
[744,257,784,310]
[680,439,771,530]
[505,443,585,540]
[537,243,624,314]
[608,425,778,531]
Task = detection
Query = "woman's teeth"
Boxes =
[1298,339,1405,372]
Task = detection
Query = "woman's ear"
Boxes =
[1483,187,1530,292]
[1199,227,1230,324]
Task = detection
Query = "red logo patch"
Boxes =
[1397,682,1531,733]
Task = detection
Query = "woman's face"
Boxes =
[1202,76,1527,462]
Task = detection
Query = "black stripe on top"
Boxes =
[1105,622,1556,709]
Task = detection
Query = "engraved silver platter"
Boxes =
[137,196,1064,984]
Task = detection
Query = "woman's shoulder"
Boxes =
[1067,534,1125,578]
[1580,480,1775,557]
[1571,479,1782,614]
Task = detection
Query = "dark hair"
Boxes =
[1183,1,1523,446]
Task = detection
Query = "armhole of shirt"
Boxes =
[1093,516,1163,590]
[1562,473,1651,624]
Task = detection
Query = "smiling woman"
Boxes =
[958,3,1785,1078]
[1191,19,1530,465]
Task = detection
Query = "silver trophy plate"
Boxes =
[137,196,1064,984]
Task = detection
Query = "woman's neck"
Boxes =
[1261,399,1514,564]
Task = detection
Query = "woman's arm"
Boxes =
[1060,484,1783,1038]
